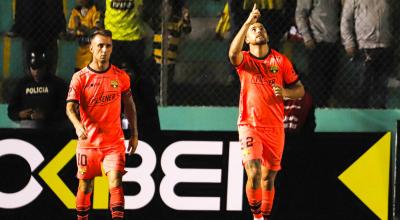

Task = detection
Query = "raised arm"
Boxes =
[122,90,138,155]
[228,4,260,66]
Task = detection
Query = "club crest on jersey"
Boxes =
[269,65,279,74]
[111,80,118,88]
[78,167,87,175]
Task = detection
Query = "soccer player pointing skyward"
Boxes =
[228,4,305,220]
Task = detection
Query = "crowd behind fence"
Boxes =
[0,0,399,109]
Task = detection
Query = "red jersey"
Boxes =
[235,50,299,127]
[67,65,131,148]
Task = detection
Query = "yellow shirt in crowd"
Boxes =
[104,0,145,41]
[68,5,100,69]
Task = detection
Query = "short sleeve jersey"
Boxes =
[104,0,145,41]
[235,50,299,127]
[67,65,131,148]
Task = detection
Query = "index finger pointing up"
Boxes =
[253,3,257,11]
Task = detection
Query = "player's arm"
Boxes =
[283,81,305,100]
[228,4,260,66]
[295,0,315,49]
[340,0,357,57]
[122,89,138,155]
[273,56,305,99]
[66,101,87,139]
[7,81,26,121]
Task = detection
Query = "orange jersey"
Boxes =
[67,65,131,148]
[235,50,299,127]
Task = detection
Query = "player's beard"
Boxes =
[255,37,267,45]
[99,55,107,63]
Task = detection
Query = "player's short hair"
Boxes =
[90,29,112,41]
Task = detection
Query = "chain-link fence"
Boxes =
[1,0,399,108]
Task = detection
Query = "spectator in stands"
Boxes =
[215,2,231,40]
[7,50,69,129]
[295,0,341,107]
[341,0,393,108]
[104,0,146,85]
[104,0,160,140]
[66,0,101,72]
[148,0,192,104]
[7,0,66,75]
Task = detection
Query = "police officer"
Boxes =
[7,50,69,128]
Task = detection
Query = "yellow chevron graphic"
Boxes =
[39,140,77,208]
[39,140,110,209]
[338,132,391,220]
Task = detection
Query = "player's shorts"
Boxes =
[238,125,285,171]
[76,145,127,179]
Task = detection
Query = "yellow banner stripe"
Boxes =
[153,49,177,59]
[12,0,16,19]
[63,0,68,20]
[3,37,11,78]
[153,34,162,43]
[154,57,175,65]
[153,34,180,45]
[153,49,162,57]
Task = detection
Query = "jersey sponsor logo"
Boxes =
[252,61,277,85]
[25,86,49,94]
[84,82,101,90]
[110,0,134,10]
[251,74,275,86]
[111,80,119,88]
[266,54,282,64]
[251,74,268,84]
[88,91,118,106]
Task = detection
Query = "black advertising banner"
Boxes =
[0,129,391,220]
